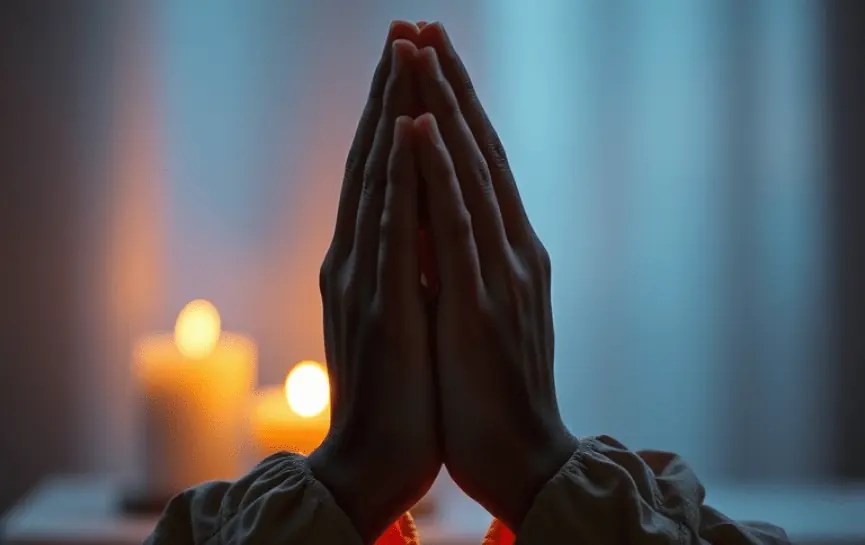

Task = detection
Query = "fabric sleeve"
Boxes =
[142,451,419,545]
[481,435,790,545]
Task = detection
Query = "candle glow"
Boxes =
[136,299,256,495]
[285,361,330,417]
[174,299,221,359]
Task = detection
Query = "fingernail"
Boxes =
[395,115,413,131]
[392,20,423,36]
[388,20,411,39]
[424,21,444,36]
[392,39,416,69]
[414,113,436,135]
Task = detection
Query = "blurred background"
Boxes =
[1,0,863,516]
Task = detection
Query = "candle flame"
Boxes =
[285,361,329,417]
[175,299,221,359]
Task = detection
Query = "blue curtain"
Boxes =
[153,0,825,484]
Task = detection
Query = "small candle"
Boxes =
[134,299,256,496]
[252,361,331,457]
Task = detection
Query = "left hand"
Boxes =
[309,23,440,544]
[412,23,578,532]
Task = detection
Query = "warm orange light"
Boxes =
[174,299,221,359]
[284,361,329,417]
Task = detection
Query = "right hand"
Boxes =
[413,23,577,532]
[308,22,440,544]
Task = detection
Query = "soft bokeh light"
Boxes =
[284,361,329,418]
[174,299,221,359]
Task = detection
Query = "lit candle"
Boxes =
[134,299,256,497]
[252,361,331,457]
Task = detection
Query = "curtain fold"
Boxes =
[480,0,826,484]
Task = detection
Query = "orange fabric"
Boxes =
[482,520,516,545]
[375,512,420,545]
[377,512,506,545]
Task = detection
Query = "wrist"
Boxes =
[498,427,578,531]
[308,440,393,544]
[309,432,432,544]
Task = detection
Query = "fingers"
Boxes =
[414,46,508,267]
[377,117,419,306]
[330,21,419,260]
[353,39,420,278]
[417,23,533,246]
[414,113,483,299]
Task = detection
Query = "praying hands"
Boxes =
[144,21,789,545]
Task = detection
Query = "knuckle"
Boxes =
[379,210,396,235]
[464,78,479,101]
[534,240,552,280]
[362,161,383,199]
[429,147,455,180]
[454,74,480,110]
[336,257,358,296]
[446,212,474,243]
[377,311,405,345]
[440,93,460,119]
[485,134,510,168]
[339,278,362,315]
[319,258,333,295]
[380,214,411,248]
[343,150,362,183]
[461,293,494,336]
[507,257,532,291]
[471,156,494,193]
[366,297,398,339]
[336,272,351,300]
[368,293,385,318]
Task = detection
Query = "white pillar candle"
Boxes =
[252,361,330,457]
[134,299,256,496]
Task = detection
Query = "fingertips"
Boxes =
[388,20,420,41]
[417,46,448,83]
[392,38,418,61]
[416,22,458,73]
[383,115,418,233]
[413,113,450,178]
[415,21,531,247]
[413,113,482,297]
[331,22,417,260]
[379,115,420,301]
[416,22,474,110]
[385,21,421,79]
[394,115,415,144]
[387,115,419,213]
[416,20,446,47]
[390,115,416,173]
[413,113,443,148]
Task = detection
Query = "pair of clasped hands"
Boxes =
[309,21,577,543]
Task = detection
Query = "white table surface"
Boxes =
[3,475,865,545]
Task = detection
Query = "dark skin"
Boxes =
[309,21,577,544]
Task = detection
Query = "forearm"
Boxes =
[143,451,418,545]
[486,436,789,545]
